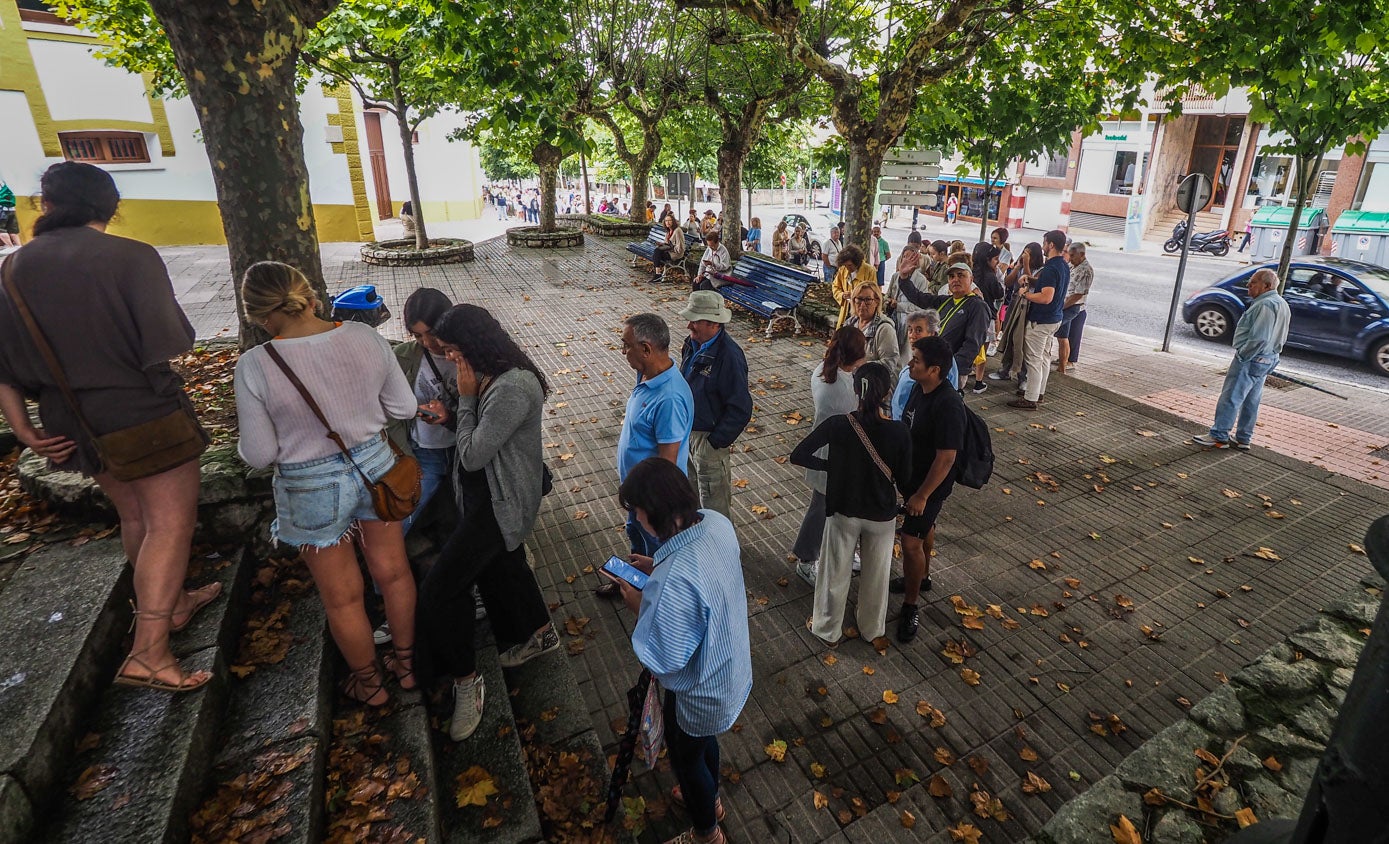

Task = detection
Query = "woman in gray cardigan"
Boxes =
[421,304,558,741]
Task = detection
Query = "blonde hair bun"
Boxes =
[241,261,315,322]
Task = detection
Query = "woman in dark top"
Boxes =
[0,162,216,692]
[790,362,911,646]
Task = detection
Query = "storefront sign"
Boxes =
[1104,134,1129,141]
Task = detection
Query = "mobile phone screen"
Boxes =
[601,555,649,590]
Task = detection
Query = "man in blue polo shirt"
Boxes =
[1008,229,1069,410]
[599,312,695,599]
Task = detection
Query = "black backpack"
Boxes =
[955,403,994,489]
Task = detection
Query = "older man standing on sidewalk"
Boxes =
[1193,268,1290,451]
[598,313,695,599]
[678,291,753,518]
[1007,230,1069,410]
[1055,242,1093,375]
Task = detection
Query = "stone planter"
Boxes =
[360,238,474,266]
[18,445,279,557]
[505,226,584,249]
[559,214,651,238]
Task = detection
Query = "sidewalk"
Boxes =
[158,234,1384,842]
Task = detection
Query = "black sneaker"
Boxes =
[897,604,920,643]
[971,381,988,395]
[888,575,932,594]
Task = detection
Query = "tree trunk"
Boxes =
[532,141,563,233]
[1276,151,1324,291]
[978,154,994,244]
[716,140,750,261]
[146,0,337,350]
[392,83,428,250]
[843,142,887,252]
[580,146,592,214]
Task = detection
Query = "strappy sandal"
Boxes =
[171,582,223,633]
[114,608,213,692]
[341,663,390,707]
[384,645,417,691]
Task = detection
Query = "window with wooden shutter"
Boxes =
[58,132,151,164]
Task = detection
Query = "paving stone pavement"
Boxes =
[167,236,1385,843]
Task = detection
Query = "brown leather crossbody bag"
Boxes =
[2,258,206,481]
[264,343,421,522]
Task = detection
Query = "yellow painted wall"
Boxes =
[10,199,361,246]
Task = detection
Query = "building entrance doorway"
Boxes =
[1188,116,1245,212]
[363,112,393,220]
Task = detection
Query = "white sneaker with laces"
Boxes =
[372,621,392,646]
[795,560,818,586]
[449,674,485,741]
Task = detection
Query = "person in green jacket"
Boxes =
[0,182,19,247]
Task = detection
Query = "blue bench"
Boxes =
[626,225,666,266]
[713,252,817,336]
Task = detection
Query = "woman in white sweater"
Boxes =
[234,262,419,707]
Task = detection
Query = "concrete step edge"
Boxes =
[0,538,131,844]
[38,547,250,844]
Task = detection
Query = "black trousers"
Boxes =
[416,498,550,683]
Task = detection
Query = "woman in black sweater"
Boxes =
[790,363,911,646]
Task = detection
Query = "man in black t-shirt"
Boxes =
[891,336,966,642]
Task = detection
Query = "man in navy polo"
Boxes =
[598,312,695,599]
[1008,229,1069,410]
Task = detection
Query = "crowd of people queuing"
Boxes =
[0,160,1129,844]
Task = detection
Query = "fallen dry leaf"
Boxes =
[1110,814,1141,844]
[1019,746,1039,762]
[900,810,916,830]
[960,668,981,686]
[764,740,787,762]
[949,821,983,843]
[934,747,956,765]
[1235,807,1258,828]
[1252,546,1282,561]
[928,774,954,798]
[813,790,828,810]
[1262,756,1283,772]
[455,765,498,808]
[883,689,900,705]
[1021,771,1052,794]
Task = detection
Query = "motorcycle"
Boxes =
[1163,220,1232,256]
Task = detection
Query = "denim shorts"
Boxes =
[271,433,397,548]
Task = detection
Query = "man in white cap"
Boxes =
[678,291,753,517]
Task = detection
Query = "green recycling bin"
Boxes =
[1248,207,1326,261]
[1330,210,1389,267]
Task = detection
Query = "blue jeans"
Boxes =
[1211,353,1279,445]
[401,445,454,536]
[625,510,662,556]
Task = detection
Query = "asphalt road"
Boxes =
[747,204,1389,394]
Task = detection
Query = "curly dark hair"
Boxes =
[432,304,550,396]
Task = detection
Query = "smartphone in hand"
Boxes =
[599,555,649,590]
[417,406,442,423]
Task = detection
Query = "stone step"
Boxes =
[188,569,331,843]
[0,539,131,844]
[501,645,610,823]
[38,548,251,844]
[434,642,543,843]
[374,687,443,842]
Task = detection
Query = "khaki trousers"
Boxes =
[688,431,732,519]
[1022,321,1060,402]
[812,514,896,642]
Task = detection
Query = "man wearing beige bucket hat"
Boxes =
[678,291,752,518]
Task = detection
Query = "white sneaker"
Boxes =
[497,624,561,668]
[796,560,818,586]
[372,621,391,646]
[852,549,862,573]
[449,675,485,741]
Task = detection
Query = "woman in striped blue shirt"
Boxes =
[615,457,752,844]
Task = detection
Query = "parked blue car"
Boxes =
[1182,258,1389,376]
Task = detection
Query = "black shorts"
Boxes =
[0,209,17,235]
[900,496,946,538]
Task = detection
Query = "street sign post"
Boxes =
[878,149,944,220]
[877,193,939,208]
[1162,173,1213,353]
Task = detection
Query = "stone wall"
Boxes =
[1035,573,1384,844]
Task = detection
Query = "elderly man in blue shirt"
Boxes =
[1194,268,1291,451]
[598,313,695,599]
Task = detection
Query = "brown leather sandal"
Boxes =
[171,582,223,633]
[114,607,213,692]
